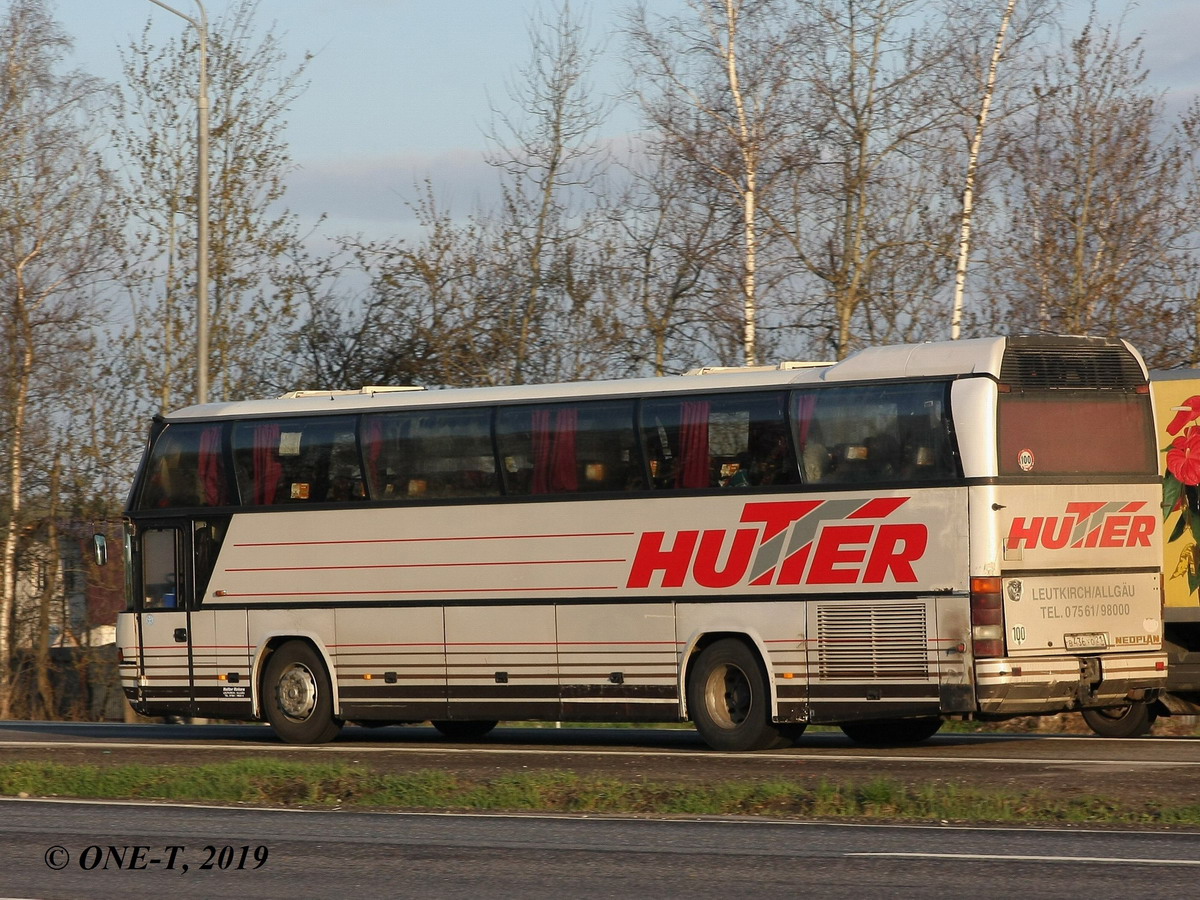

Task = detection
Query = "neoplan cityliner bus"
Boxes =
[106,335,1167,750]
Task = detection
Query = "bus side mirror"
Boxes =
[92,534,108,567]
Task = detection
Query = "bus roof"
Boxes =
[160,336,1117,422]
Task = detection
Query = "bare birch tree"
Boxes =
[313,2,620,390]
[949,0,1018,339]
[0,0,116,718]
[304,191,501,390]
[626,0,807,366]
[942,0,1061,339]
[769,0,966,359]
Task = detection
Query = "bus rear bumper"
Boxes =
[974,651,1167,715]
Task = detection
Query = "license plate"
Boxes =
[1064,632,1108,650]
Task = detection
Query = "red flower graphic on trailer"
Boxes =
[1168,430,1200,487]
[1167,396,1200,436]
[1164,394,1200,596]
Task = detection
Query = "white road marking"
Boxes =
[851,852,1200,867]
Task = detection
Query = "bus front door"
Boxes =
[136,525,197,719]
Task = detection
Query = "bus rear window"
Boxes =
[791,382,957,485]
[997,392,1155,476]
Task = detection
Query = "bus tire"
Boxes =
[687,638,786,751]
[431,720,499,740]
[262,641,343,744]
[1081,702,1157,738]
[840,716,943,746]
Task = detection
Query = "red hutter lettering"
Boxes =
[626,499,927,589]
[1005,501,1154,551]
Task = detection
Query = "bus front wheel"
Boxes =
[263,641,343,744]
[1081,702,1157,738]
[687,638,786,751]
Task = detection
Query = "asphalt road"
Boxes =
[3,797,1199,899]
[2,721,1199,898]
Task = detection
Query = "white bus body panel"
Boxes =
[992,483,1162,653]
[332,605,445,721]
[971,481,1164,713]
[950,379,1000,481]
[189,487,972,724]
[205,490,968,605]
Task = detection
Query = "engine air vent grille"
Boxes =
[815,602,930,680]
[1000,336,1145,391]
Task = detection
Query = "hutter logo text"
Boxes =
[626,497,927,589]
[1005,502,1154,551]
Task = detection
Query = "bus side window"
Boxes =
[742,396,797,486]
[642,392,795,490]
[643,414,676,488]
[193,519,227,602]
[496,401,640,496]
[793,393,829,484]
[323,426,366,501]
[141,528,179,609]
[574,401,641,492]
[792,383,954,485]
[363,408,498,501]
[640,398,710,489]
[232,417,363,506]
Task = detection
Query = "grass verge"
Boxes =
[3,758,1200,826]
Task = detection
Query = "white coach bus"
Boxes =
[108,335,1167,749]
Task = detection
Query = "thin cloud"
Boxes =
[287,149,502,232]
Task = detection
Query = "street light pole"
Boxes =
[146,0,209,405]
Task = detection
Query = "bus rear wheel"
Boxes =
[839,716,943,746]
[263,641,343,744]
[1081,702,1157,737]
[687,638,786,751]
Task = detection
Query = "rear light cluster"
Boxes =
[970,576,1005,658]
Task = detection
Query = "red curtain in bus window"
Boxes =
[532,408,579,493]
[677,400,711,489]
[550,407,578,492]
[361,417,384,497]
[198,425,226,506]
[793,393,817,446]
[253,423,283,505]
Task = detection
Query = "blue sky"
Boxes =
[60,0,1200,241]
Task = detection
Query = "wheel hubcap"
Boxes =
[277,663,318,721]
[705,664,750,729]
